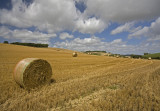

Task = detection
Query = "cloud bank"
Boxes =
[0,0,160,54]
[54,36,160,54]
[111,22,135,35]
[1,0,160,34]
[59,32,74,40]
[128,17,160,42]
[0,26,56,43]
[85,0,160,22]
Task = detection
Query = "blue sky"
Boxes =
[0,0,160,55]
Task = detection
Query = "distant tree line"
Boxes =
[144,53,150,55]
[3,41,48,48]
[130,54,142,58]
[11,42,48,48]
[3,41,9,44]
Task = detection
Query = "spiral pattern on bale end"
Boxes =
[13,58,52,90]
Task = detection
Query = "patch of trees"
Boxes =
[130,54,142,58]
[144,53,150,55]
[3,41,9,44]
[10,42,48,48]
[153,57,160,59]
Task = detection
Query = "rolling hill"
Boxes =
[142,53,160,59]
[0,43,160,111]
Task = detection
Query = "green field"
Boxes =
[142,53,160,59]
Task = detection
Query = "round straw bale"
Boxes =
[13,58,52,90]
[148,57,152,60]
[72,52,78,57]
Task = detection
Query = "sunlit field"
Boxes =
[0,43,160,111]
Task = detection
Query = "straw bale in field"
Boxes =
[148,57,152,60]
[72,52,78,57]
[13,58,52,90]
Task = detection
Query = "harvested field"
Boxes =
[0,43,160,111]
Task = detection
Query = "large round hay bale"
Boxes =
[116,55,119,58]
[148,57,152,60]
[72,52,78,57]
[13,58,52,90]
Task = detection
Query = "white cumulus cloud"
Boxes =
[128,17,160,41]
[76,17,107,34]
[111,39,122,44]
[59,32,74,40]
[111,22,134,35]
[0,0,78,33]
[0,0,160,35]
[0,26,56,44]
[85,0,160,23]
[54,36,127,53]
[54,36,160,54]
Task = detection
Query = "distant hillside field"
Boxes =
[142,53,160,59]
[0,43,160,111]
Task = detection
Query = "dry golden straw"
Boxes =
[13,58,52,90]
[72,52,78,57]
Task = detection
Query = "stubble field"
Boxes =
[0,43,160,111]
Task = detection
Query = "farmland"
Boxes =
[0,43,160,111]
[142,53,160,59]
